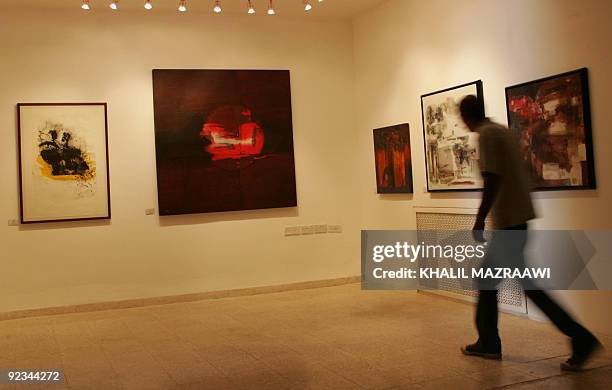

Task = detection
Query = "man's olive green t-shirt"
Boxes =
[477,120,536,228]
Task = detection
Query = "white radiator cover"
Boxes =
[416,210,527,315]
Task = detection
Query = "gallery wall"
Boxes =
[1,0,611,336]
[0,7,361,312]
[352,0,612,334]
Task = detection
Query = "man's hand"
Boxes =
[473,217,486,242]
[473,172,499,243]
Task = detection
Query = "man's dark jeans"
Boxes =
[476,223,595,353]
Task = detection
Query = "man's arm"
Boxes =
[473,172,501,240]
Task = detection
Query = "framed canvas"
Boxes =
[152,69,297,215]
[505,68,595,190]
[17,103,111,223]
[373,123,413,193]
[421,81,484,192]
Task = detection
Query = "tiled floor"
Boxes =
[0,284,610,389]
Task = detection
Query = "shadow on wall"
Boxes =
[15,205,299,229]
[158,206,299,227]
[378,193,414,201]
[427,189,599,202]
[429,191,482,201]
[18,219,111,231]
[532,189,599,200]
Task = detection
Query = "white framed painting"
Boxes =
[421,81,484,192]
[17,103,111,223]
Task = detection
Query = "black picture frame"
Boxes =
[421,80,484,192]
[17,103,111,224]
[505,68,596,191]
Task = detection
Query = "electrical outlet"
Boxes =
[284,226,301,236]
[7,219,19,226]
[145,208,155,215]
[314,224,327,234]
[301,225,315,235]
[328,225,343,233]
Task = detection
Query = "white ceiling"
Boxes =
[0,0,386,20]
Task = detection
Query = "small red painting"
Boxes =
[373,124,413,194]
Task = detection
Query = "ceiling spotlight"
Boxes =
[144,0,153,10]
[267,0,276,15]
[213,0,222,13]
[304,1,313,12]
[81,0,91,10]
[247,0,255,14]
[178,0,187,12]
[110,1,119,10]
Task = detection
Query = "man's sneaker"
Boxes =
[561,338,604,371]
[461,342,502,360]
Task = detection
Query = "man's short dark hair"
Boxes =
[459,95,485,123]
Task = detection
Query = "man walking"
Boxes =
[458,95,601,371]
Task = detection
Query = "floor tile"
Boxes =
[0,284,609,390]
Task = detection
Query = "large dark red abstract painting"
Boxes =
[373,124,413,193]
[506,68,595,190]
[152,70,297,215]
